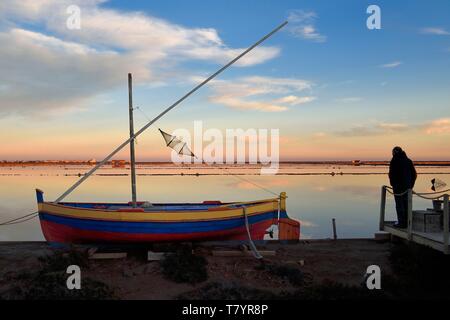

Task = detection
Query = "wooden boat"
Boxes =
[35,24,300,245]
[36,189,300,243]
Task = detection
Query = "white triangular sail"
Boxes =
[159,129,196,158]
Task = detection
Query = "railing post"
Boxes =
[379,186,387,231]
[332,218,337,240]
[407,189,413,240]
[443,194,449,254]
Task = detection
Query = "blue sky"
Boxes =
[0,0,449,160]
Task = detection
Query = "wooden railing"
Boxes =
[379,185,450,254]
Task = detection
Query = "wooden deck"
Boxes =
[379,187,450,254]
[384,221,450,254]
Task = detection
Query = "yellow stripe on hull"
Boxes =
[38,199,279,222]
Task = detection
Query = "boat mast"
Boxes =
[128,73,137,207]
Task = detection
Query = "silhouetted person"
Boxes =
[389,146,417,228]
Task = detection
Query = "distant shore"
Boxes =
[2,160,450,167]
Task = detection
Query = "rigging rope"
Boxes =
[215,165,280,197]
[135,106,280,197]
[0,211,38,226]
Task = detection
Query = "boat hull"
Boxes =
[36,190,300,244]
[39,215,275,243]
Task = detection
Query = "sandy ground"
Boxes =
[0,240,393,299]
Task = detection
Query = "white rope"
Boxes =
[385,186,449,200]
[414,189,450,196]
[385,187,409,196]
[413,192,448,200]
[243,207,263,259]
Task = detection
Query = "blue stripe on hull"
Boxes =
[39,211,284,234]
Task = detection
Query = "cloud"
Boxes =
[335,122,409,137]
[332,118,450,137]
[0,0,281,117]
[380,61,402,68]
[0,28,142,117]
[274,95,316,105]
[420,27,450,35]
[287,10,326,43]
[424,118,450,134]
[313,132,327,138]
[208,76,315,112]
[336,97,363,103]
[211,96,288,112]
[377,122,409,132]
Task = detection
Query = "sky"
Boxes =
[0,0,449,161]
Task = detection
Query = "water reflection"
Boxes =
[0,166,449,241]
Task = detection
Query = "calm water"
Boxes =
[1,164,449,241]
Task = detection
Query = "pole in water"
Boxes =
[53,21,288,203]
[128,73,137,207]
[332,218,337,240]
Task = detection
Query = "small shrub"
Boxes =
[256,262,311,287]
[38,247,89,274]
[160,245,208,284]
[2,248,115,300]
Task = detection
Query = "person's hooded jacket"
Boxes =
[389,151,417,193]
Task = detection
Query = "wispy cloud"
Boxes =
[336,97,363,103]
[420,27,450,35]
[380,61,402,68]
[424,118,450,134]
[313,132,327,138]
[0,0,281,118]
[334,122,409,137]
[274,95,316,105]
[287,10,327,43]
[209,76,315,112]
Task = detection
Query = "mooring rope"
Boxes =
[0,211,38,226]
[384,185,450,200]
[414,189,450,196]
[385,187,409,196]
[242,207,263,260]
[412,192,448,200]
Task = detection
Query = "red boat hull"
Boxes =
[40,218,274,243]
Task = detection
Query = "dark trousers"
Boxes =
[394,193,409,227]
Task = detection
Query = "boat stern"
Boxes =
[278,192,301,241]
